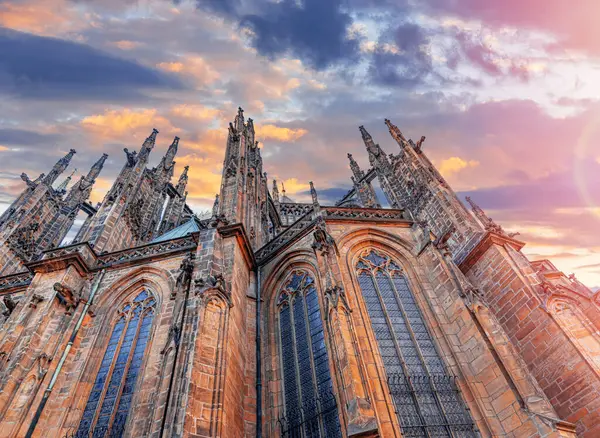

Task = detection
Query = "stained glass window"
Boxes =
[75,291,156,438]
[278,271,342,438]
[356,249,477,438]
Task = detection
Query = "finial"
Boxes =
[57,168,77,193]
[211,194,220,218]
[347,153,364,179]
[309,181,319,208]
[384,118,408,147]
[281,181,286,196]
[358,125,372,141]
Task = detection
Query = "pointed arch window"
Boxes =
[76,291,156,438]
[277,271,342,438]
[356,249,477,437]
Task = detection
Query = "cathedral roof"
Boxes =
[151,217,203,243]
[280,195,295,203]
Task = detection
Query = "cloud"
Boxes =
[156,55,220,86]
[169,104,222,121]
[81,108,176,137]
[438,157,479,176]
[0,128,61,146]
[191,0,361,70]
[255,124,307,142]
[0,27,183,101]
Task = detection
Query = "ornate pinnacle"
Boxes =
[87,153,108,182]
[309,181,319,208]
[234,107,245,131]
[44,148,76,186]
[385,118,409,147]
[281,181,286,197]
[176,165,189,195]
[347,153,364,180]
[162,136,179,170]
[139,128,159,160]
[272,179,280,202]
[211,194,220,218]
[56,168,77,193]
[358,125,372,142]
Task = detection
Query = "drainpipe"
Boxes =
[256,267,262,438]
[25,269,106,438]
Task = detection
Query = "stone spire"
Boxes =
[86,153,108,183]
[272,179,280,202]
[44,149,76,186]
[309,181,320,210]
[175,165,189,195]
[347,153,365,180]
[385,118,409,148]
[359,125,383,165]
[234,107,245,131]
[138,128,159,161]
[56,169,77,194]
[161,136,179,171]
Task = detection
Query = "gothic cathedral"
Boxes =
[0,108,598,438]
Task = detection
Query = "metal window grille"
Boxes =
[357,250,478,438]
[73,291,156,438]
[277,271,342,438]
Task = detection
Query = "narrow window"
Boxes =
[277,271,342,438]
[356,249,477,437]
[76,291,156,438]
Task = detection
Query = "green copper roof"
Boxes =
[152,217,202,243]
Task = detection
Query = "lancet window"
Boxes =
[75,290,156,438]
[277,271,342,438]
[356,249,476,437]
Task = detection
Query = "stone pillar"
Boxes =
[311,219,378,436]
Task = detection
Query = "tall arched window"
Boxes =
[356,249,476,437]
[76,290,156,438]
[277,271,342,438]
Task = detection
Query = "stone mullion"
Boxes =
[288,294,307,430]
[384,270,455,438]
[367,268,431,438]
[301,287,327,437]
[106,307,146,435]
[87,313,131,434]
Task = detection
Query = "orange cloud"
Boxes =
[81,109,175,137]
[112,40,142,51]
[170,104,221,121]
[255,124,307,142]
[438,157,480,176]
[157,56,220,85]
[0,0,84,36]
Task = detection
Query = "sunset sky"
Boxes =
[0,0,599,288]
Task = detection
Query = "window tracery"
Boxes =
[277,271,342,438]
[356,249,476,437]
[75,290,156,438]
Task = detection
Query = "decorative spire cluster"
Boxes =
[44,149,76,186]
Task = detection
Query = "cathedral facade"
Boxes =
[0,108,598,438]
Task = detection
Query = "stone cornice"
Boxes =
[218,223,256,270]
[458,231,526,273]
[323,206,411,225]
[27,242,97,275]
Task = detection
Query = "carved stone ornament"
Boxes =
[2,294,16,317]
[29,293,44,309]
[53,282,80,314]
[433,225,455,257]
[311,219,336,256]
[172,253,195,299]
[195,273,228,297]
